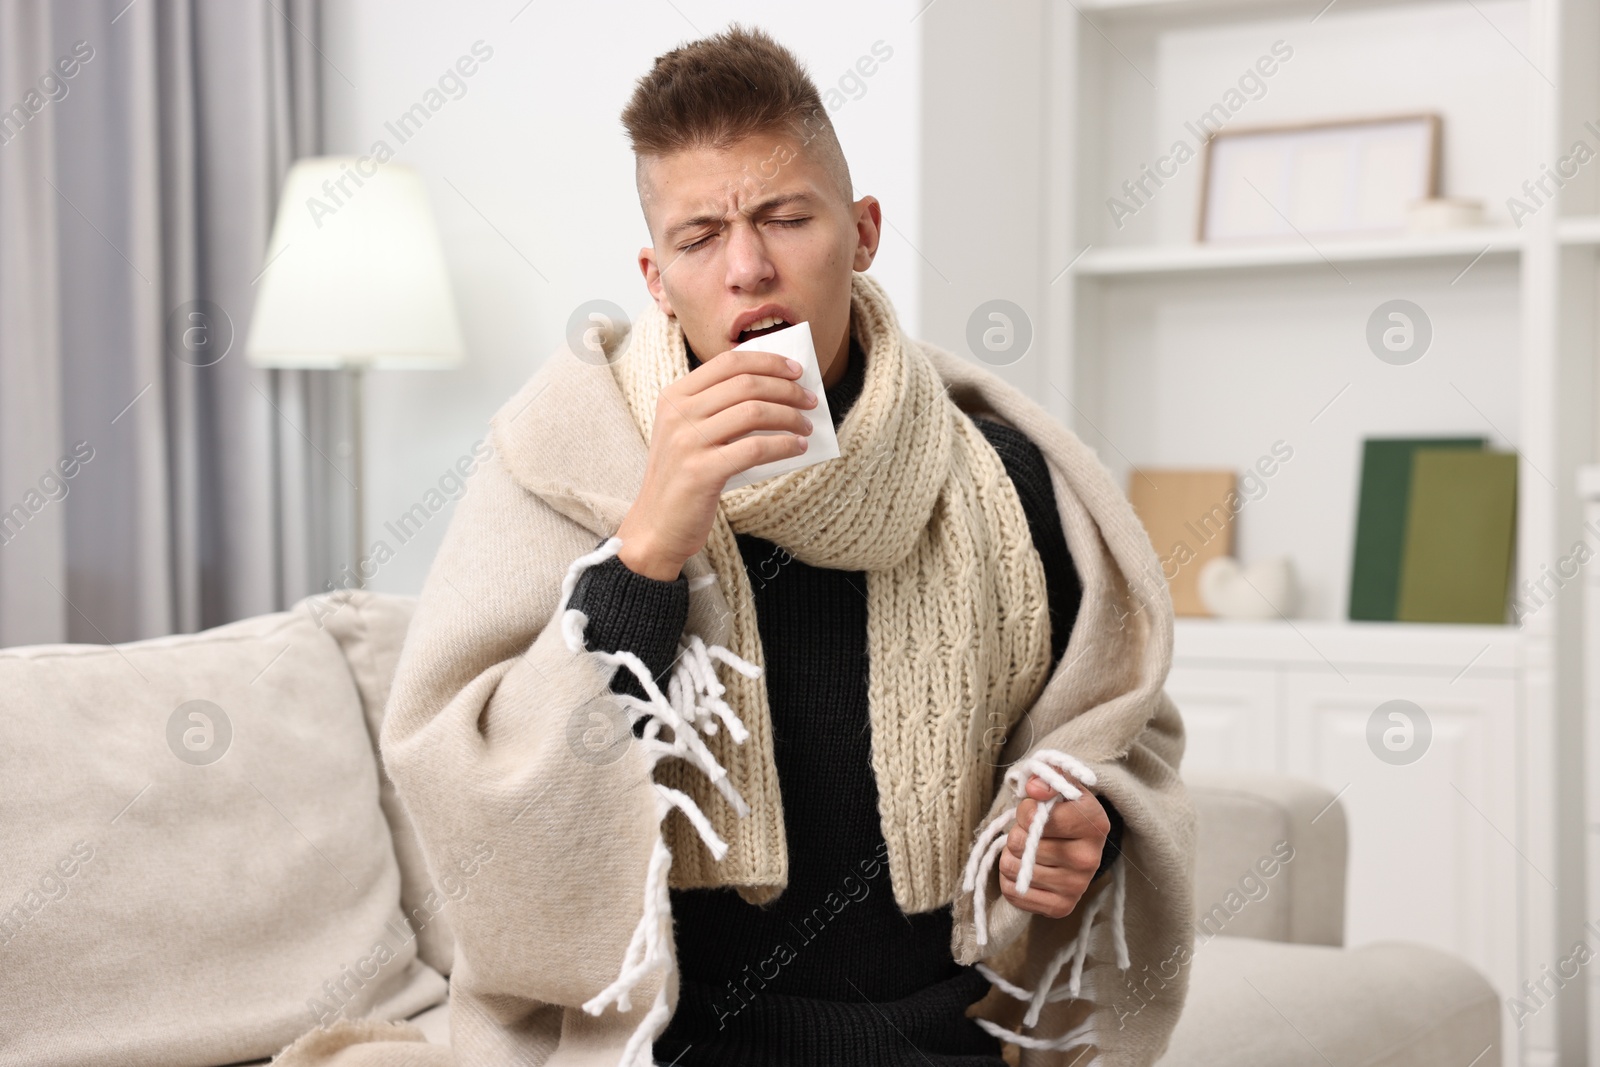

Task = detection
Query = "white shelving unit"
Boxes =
[1560,214,1600,246]
[1075,228,1524,275]
[918,0,1600,1058]
[1579,467,1600,1067]
[1034,0,1597,1063]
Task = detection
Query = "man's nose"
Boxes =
[723,221,776,290]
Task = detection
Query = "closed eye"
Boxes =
[682,217,810,253]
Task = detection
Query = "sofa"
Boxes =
[0,589,1501,1066]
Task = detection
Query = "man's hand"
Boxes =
[997,774,1111,919]
[615,349,817,580]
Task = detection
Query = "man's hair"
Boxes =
[620,23,854,221]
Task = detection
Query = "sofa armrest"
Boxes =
[1182,770,1347,948]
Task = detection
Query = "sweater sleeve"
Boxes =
[975,416,1123,881]
[566,536,691,720]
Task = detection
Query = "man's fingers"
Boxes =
[1014,788,1110,840]
[1051,792,1110,840]
[680,348,800,397]
[1023,771,1084,802]
[1023,775,1055,801]
[998,848,1086,893]
[1002,828,1102,873]
[998,870,1079,919]
[1000,782,1113,920]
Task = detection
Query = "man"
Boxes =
[568,23,1133,1066]
[273,22,1194,1067]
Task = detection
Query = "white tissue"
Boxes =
[722,320,842,492]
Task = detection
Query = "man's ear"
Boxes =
[638,246,675,319]
[852,195,883,272]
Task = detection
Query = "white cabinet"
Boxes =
[1171,619,1528,1063]
[1281,670,1519,1011]
[1163,666,1279,773]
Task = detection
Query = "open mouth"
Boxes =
[737,316,791,343]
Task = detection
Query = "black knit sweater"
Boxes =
[566,335,1123,1067]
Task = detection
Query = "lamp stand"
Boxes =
[349,365,365,590]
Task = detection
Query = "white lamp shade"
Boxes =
[246,157,466,370]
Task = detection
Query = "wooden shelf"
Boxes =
[1074,229,1523,278]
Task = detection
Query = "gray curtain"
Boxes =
[0,0,350,646]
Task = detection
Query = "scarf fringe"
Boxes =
[554,537,761,1065]
[960,749,1132,1059]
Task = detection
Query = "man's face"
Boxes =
[637,130,881,377]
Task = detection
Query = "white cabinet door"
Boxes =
[1282,671,1519,1015]
[1165,665,1279,775]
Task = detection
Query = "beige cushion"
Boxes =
[281,942,1506,1067]
[0,600,445,1067]
[316,590,454,977]
[1185,771,1349,947]
[401,937,1500,1066]
[1157,935,1499,1066]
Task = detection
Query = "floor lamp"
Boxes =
[246,157,465,590]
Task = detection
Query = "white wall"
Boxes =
[320,0,923,595]
[917,0,1049,394]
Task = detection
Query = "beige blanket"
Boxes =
[272,324,1196,1067]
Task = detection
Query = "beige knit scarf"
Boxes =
[607,271,1055,914]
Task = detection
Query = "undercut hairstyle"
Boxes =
[620,22,855,230]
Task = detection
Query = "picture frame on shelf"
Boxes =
[1197,113,1442,243]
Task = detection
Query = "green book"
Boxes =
[1349,437,1486,621]
[1395,450,1518,624]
